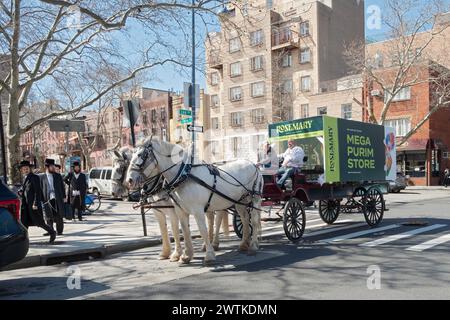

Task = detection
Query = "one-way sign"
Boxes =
[187,125,203,133]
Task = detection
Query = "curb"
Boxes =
[1,234,205,272]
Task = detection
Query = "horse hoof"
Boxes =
[238,243,249,252]
[247,249,257,256]
[170,253,181,262]
[212,243,220,251]
[159,253,171,260]
[180,255,192,264]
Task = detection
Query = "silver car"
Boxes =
[389,172,408,193]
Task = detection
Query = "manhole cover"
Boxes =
[402,221,429,226]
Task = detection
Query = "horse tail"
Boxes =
[251,170,264,241]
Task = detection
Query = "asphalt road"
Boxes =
[1,190,449,300]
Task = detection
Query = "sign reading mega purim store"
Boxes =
[269,116,396,184]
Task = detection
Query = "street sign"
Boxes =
[183,82,200,109]
[122,100,140,128]
[48,119,86,132]
[187,125,203,133]
[181,117,193,124]
[179,109,192,116]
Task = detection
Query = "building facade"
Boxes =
[205,0,365,162]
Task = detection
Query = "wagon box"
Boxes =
[269,116,396,184]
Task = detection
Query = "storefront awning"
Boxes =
[397,138,428,152]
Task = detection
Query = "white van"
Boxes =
[88,167,114,197]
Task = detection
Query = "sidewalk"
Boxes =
[2,200,204,271]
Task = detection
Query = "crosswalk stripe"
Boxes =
[261,218,323,233]
[360,224,447,247]
[320,224,401,243]
[405,233,450,252]
[262,219,353,238]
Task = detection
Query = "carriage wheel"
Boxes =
[319,199,341,224]
[363,187,385,227]
[283,198,306,243]
[231,208,253,239]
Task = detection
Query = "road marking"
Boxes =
[360,224,447,247]
[261,219,323,233]
[405,233,450,252]
[262,219,353,238]
[320,224,401,243]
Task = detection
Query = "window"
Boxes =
[231,137,243,158]
[301,104,309,118]
[106,170,112,180]
[301,76,311,92]
[251,108,265,124]
[281,51,292,67]
[250,56,264,71]
[230,86,242,101]
[161,108,166,121]
[230,112,244,127]
[211,95,220,108]
[210,72,219,86]
[142,112,148,125]
[104,114,109,124]
[230,62,242,77]
[300,48,311,63]
[211,141,220,156]
[90,169,101,179]
[341,104,352,119]
[229,37,241,53]
[151,109,157,122]
[384,118,411,137]
[250,30,264,46]
[300,21,310,36]
[385,87,411,102]
[251,82,265,97]
[318,107,327,115]
[211,117,219,130]
[281,79,293,94]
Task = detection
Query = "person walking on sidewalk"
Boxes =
[18,160,56,243]
[444,168,450,188]
[64,161,88,221]
[40,158,66,235]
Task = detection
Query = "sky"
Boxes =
[130,0,447,93]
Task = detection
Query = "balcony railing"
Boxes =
[272,27,300,50]
[208,55,223,69]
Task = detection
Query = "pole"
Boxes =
[0,100,8,184]
[128,101,136,148]
[190,0,196,164]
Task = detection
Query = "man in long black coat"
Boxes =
[40,158,65,235]
[18,160,56,243]
[64,161,88,221]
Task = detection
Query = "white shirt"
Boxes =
[280,146,305,168]
[46,172,56,199]
[259,150,279,174]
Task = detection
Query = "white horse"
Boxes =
[110,147,182,261]
[110,146,228,262]
[126,137,262,264]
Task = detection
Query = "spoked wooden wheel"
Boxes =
[342,187,367,214]
[363,187,385,227]
[283,198,306,242]
[231,207,253,239]
[319,199,341,224]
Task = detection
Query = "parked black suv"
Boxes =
[0,181,29,269]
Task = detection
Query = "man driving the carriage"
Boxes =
[277,139,305,189]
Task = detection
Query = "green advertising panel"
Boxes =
[323,116,340,183]
[338,118,385,182]
[269,116,324,142]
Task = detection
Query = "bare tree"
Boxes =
[0,0,226,183]
[344,0,450,145]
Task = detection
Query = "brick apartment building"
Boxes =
[364,62,450,186]
[205,0,364,162]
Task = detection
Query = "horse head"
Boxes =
[126,136,160,189]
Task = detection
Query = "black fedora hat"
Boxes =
[72,161,80,167]
[44,158,56,167]
[19,160,33,169]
